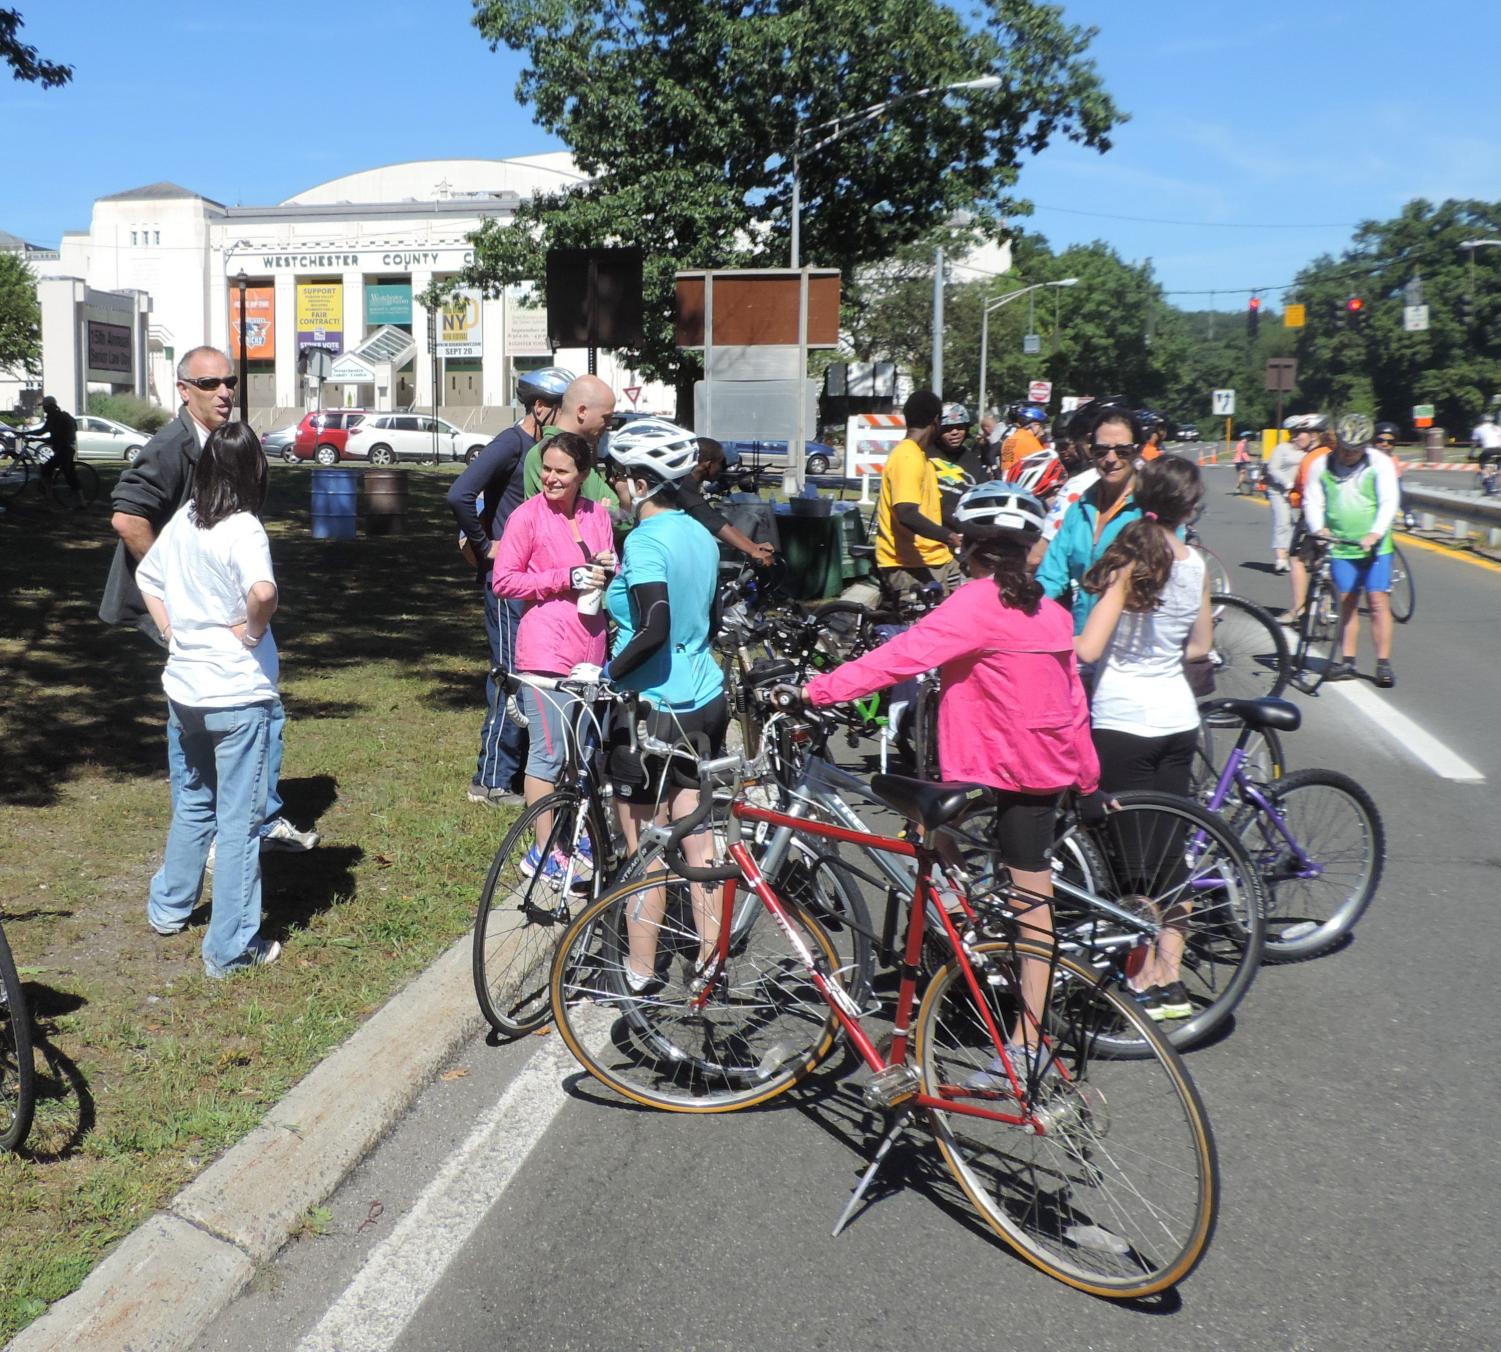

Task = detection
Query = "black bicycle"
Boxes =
[0,918,35,1152]
[0,433,99,509]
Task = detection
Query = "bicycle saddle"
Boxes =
[870,773,993,830]
[1198,697,1301,733]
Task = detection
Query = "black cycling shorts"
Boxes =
[608,694,729,804]
[988,789,1063,874]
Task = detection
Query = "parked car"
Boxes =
[1171,422,1202,443]
[9,414,151,461]
[719,438,839,477]
[346,413,491,465]
[292,410,367,465]
[260,425,298,463]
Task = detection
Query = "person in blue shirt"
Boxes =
[587,420,726,993]
[1036,402,1145,633]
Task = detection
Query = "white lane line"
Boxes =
[1327,681,1486,782]
[296,1008,610,1352]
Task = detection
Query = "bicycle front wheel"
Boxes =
[1388,544,1415,623]
[1231,768,1384,961]
[0,924,36,1153]
[49,461,99,509]
[1292,576,1341,693]
[1209,595,1290,703]
[473,791,608,1039]
[916,939,1217,1297]
[551,876,843,1112]
[1052,792,1267,1055]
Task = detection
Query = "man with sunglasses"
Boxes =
[1035,402,1144,632]
[102,346,319,854]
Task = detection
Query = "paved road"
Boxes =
[194,473,1500,1352]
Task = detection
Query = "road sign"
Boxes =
[1023,333,1041,355]
[1027,380,1053,404]
[1211,389,1236,417]
[1283,303,1306,329]
[1264,358,1297,393]
[623,385,641,406]
[1403,304,1430,332]
[1412,403,1435,428]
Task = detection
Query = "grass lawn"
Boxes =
[0,463,510,1339]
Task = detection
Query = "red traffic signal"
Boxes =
[1346,296,1364,313]
[1248,296,1262,311]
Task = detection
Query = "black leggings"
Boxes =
[1092,727,1198,799]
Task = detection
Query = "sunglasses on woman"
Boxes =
[1090,441,1134,459]
[179,375,239,392]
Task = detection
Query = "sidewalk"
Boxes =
[5,927,504,1352]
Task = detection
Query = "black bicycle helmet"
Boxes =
[1373,421,1400,439]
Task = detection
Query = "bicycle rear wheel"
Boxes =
[550,876,842,1112]
[0,923,36,1153]
[0,451,28,505]
[1190,716,1285,803]
[1051,792,1267,1055]
[473,791,608,1039]
[1189,543,1232,609]
[49,461,98,509]
[1388,544,1415,623]
[1292,575,1341,693]
[1208,595,1290,703]
[916,938,1217,1297]
[1231,768,1384,961]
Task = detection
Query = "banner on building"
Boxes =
[230,286,275,360]
[505,287,551,357]
[365,282,412,326]
[86,321,133,382]
[296,281,343,352]
[438,289,483,358]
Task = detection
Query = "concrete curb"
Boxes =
[6,928,498,1352]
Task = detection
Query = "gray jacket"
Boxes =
[99,405,203,635]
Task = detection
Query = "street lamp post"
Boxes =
[977,278,1078,417]
[235,269,249,423]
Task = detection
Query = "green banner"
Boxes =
[365,283,412,326]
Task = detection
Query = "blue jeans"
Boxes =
[164,694,284,837]
[477,587,526,791]
[149,699,274,974]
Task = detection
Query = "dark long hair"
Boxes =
[1082,454,1202,612]
[192,422,267,529]
[960,525,1043,615]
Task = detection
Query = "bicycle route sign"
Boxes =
[1211,389,1236,417]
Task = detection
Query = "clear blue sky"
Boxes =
[7,0,1500,308]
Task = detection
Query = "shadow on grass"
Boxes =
[0,469,481,809]
[273,774,340,830]
[262,845,366,937]
[19,983,95,1163]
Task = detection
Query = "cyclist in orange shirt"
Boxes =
[1137,410,1165,461]
[1281,423,1332,622]
[1000,403,1047,478]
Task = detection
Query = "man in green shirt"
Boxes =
[521,374,619,507]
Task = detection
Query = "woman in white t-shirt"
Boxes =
[136,423,284,978]
[1075,455,1213,1020]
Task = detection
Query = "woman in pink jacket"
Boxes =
[492,432,616,879]
[801,483,1099,1075]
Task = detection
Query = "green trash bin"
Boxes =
[775,507,845,600]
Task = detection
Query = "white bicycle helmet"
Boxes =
[1006,449,1068,497]
[953,481,1047,537]
[602,418,699,483]
[940,401,972,428]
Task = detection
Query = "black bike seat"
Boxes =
[870,773,993,830]
[849,543,876,558]
[1199,697,1302,733]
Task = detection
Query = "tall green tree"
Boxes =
[1,9,70,86]
[456,0,1122,391]
[0,253,41,378]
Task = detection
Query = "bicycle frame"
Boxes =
[1201,741,1320,881]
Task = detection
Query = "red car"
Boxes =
[292,410,368,465]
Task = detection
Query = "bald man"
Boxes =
[520,375,619,503]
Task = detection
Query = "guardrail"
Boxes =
[1402,483,1501,547]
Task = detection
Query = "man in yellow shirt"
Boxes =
[876,390,962,595]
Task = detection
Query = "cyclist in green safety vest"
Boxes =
[1301,424,1400,689]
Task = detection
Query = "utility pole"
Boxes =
[932,246,944,393]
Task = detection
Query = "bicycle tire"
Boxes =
[808,599,898,666]
[1051,791,1267,1056]
[550,876,843,1112]
[1292,572,1341,694]
[1190,717,1285,803]
[0,451,29,505]
[1208,594,1290,704]
[912,681,940,782]
[1230,768,1384,961]
[916,938,1217,1297]
[0,923,36,1153]
[473,790,610,1039]
[48,461,99,509]
[1388,544,1415,624]
[1189,543,1232,609]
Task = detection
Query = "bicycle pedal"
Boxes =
[862,1063,920,1111]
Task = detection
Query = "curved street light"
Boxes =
[787,75,1002,268]
[977,278,1078,417]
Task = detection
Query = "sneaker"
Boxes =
[1148,981,1193,1021]
[1374,660,1395,689]
[964,1044,1058,1092]
[1274,560,1290,574]
[205,838,216,873]
[261,817,320,851]
[150,917,187,937]
[467,780,524,808]
[519,845,567,881]
[204,936,282,979]
[1323,658,1357,683]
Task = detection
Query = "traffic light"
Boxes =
[1247,295,1261,339]
[1462,294,1475,328]
[1346,296,1366,329]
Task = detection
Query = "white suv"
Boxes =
[346,414,490,465]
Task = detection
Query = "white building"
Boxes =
[20,154,673,426]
